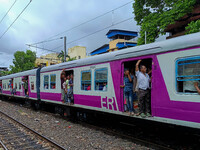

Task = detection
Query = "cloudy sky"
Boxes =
[0,0,166,68]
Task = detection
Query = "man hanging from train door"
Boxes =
[135,60,151,118]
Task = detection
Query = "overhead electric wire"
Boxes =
[30,37,63,46]
[53,17,134,50]
[32,17,133,53]
[0,0,32,40]
[26,44,58,53]
[30,0,133,45]
[0,0,17,24]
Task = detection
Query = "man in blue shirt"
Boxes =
[121,69,134,115]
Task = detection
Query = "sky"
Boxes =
[0,0,165,68]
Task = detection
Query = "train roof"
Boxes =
[41,32,200,72]
[0,69,37,80]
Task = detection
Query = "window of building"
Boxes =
[31,82,34,90]
[81,70,91,91]
[50,74,56,89]
[44,75,49,89]
[176,56,200,93]
[95,68,108,91]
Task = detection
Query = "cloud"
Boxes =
[0,0,140,67]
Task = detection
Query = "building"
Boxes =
[165,5,200,39]
[35,53,62,67]
[68,46,86,60]
[35,46,87,67]
[0,67,8,72]
[90,29,138,56]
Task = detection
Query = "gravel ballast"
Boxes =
[0,100,152,150]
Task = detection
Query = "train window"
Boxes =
[81,70,91,91]
[95,68,108,91]
[31,82,34,90]
[176,57,200,93]
[15,83,17,89]
[50,74,56,89]
[44,75,49,89]
[19,82,21,90]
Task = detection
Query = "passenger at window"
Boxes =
[135,60,151,118]
[103,82,107,91]
[60,69,66,102]
[194,82,200,94]
[87,85,91,91]
[68,74,74,104]
[120,69,135,115]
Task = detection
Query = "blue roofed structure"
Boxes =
[90,29,138,56]
[106,29,138,40]
[90,44,109,56]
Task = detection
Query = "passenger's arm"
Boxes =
[148,69,152,75]
[133,76,137,92]
[194,82,200,95]
[127,74,132,82]
[135,60,142,72]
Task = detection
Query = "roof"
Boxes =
[90,44,109,55]
[106,29,138,40]
[0,69,38,80]
[116,42,137,49]
[40,31,200,73]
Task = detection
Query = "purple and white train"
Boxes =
[1,32,200,129]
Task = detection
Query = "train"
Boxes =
[0,32,200,129]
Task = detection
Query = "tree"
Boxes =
[133,0,200,45]
[57,50,76,62]
[10,50,36,73]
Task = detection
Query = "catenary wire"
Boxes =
[30,0,133,45]
[0,0,32,40]
[0,0,17,24]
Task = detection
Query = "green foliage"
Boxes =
[0,70,11,76]
[133,0,197,45]
[10,50,36,73]
[57,50,76,62]
[186,20,200,34]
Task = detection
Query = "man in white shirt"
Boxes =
[135,60,151,118]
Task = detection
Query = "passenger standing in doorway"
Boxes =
[120,69,134,115]
[69,74,74,104]
[65,75,71,104]
[22,78,28,97]
[60,69,66,103]
[135,60,151,118]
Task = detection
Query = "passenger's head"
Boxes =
[140,65,147,73]
[61,73,65,79]
[70,74,73,79]
[66,75,70,80]
[64,77,67,81]
[124,69,130,76]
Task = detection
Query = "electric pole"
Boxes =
[64,36,67,62]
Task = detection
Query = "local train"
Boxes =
[0,32,200,129]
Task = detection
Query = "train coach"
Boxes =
[0,32,200,129]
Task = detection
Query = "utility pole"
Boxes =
[64,36,67,62]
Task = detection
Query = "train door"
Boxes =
[22,76,28,97]
[61,69,74,104]
[122,58,152,115]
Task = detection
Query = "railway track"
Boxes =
[0,110,66,150]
